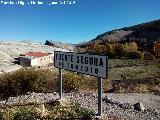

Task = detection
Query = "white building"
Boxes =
[19,52,54,67]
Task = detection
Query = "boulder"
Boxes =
[133,102,145,111]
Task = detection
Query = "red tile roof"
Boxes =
[24,52,49,58]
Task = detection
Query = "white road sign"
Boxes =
[54,51,108,78]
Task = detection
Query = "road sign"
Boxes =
[54,51,108,116]
[54,51,108,78]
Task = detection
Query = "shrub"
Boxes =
[1,102,93,120]
[85,42,145,59]
[11,109,35,120]
[0,112,4,120]
[0,68,57,99]
[154,42,160,57]
[105,44,116,58]
[144,52,155,60]
[0,68,107,99]
[127,51,144,59]
[153,83,160,95]
[127,42,138,51]
[133,84,149,93]
[71,103,93,119]
[115,43,125,57]
[46,101,93,119]
[62,72,82,92]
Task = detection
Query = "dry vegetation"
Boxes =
[81,42,145,59]
[0,100,93,119]
[0,58,159,100]
[108,59,160,94]
[0,68,99,100]
[108,59,160,80]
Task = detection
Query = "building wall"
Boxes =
[31,54,53,67]
[19,57,31,67]
[19,53,54,67]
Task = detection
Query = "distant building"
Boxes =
[19,52,54,67]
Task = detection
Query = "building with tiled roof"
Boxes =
[19,52,54,67]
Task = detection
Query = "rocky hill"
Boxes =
[0,41,71,73]
[45,40,74,51]
[80,19,160,47]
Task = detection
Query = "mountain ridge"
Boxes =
[80,19,160,46]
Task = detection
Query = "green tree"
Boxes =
[115,43,125,57]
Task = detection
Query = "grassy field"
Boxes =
[0,100,93,120]
[108,59,160,80]
[106,58,160,94]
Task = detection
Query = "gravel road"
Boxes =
[0,92,159,120]
[64,92,160,120]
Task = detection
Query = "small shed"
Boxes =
[19,52,54,67]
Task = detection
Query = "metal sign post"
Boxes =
[59,68,62,99]
[98,77,103,116]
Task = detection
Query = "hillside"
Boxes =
[0,41,71,73]
[81,19,160,46]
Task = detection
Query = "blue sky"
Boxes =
[0,0,160,44]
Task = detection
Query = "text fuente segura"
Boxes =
[54,52,107,78]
